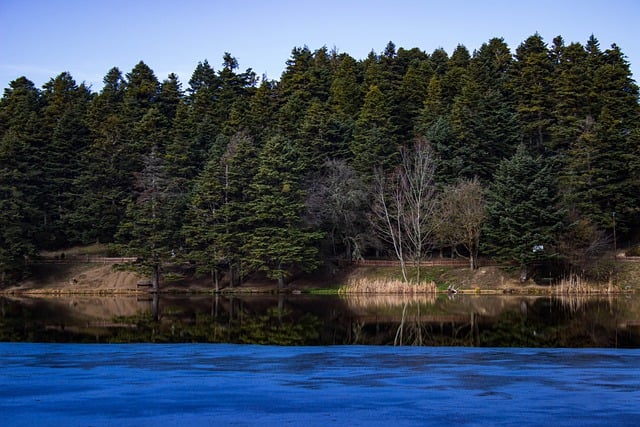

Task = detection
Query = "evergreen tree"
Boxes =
[447,38,518,182]
[183,152,227,292]
[0,130,40,281]
[511,34,554,154]
[549,40,591,154]
[350,85,398,178]
[329,53,361,120]
[116,147,178,292]
[40,72,93,246]
[440,45,470,107]
[244,135,322,288]
[559,40,640,234]
[73,67,130,243]
[123,61,160,125]
[157,73,182,123]
[0,77,44,279]
[483,145,564,280]
[219,131,261,285]
[415,75,446,135]
[398,58,433,137]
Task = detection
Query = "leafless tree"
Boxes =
[437,178,486,270]
[305,159,370,261]
[558,210,612,280]
[370,137,438,282]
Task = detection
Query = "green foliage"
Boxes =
[1,34,639,284]
[244,135,323,285]
[483,145,565,272]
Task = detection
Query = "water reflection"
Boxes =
[1,293,639,347]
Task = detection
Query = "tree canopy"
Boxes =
[1,35,639,286]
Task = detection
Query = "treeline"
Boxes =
[1,34,639,287]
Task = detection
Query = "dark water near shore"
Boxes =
[2,293,640,347]
[2,295,640,425]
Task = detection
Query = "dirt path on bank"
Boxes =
[3,257,638,295]
[2,263,144,294]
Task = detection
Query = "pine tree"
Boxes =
[183,152,227,292]
[220,132,262,285]
[0,77,44,279]
[72,68,130,243]
[116,147,178,292]
[558,40,640,234]
[415,75,445,135]
[244,135,322,288]
[329,53,361,120]
[40,72,93,246]
[549,40,590,155]
[447,38,518,182]
[0,131,40,281]
[483,145,564,281]
[350,85,398,178]
[511,34,554,154]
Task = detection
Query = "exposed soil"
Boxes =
[2,258,638,295]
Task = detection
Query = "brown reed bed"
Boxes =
[340,277,437,294]
[341,293,436,309]
[554,273,610,294]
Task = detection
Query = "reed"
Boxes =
[555,273,600,294]
[342,293,436,309]
[341,277,437,294]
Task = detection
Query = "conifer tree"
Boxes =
[40,72,93,246]
[183,152,227,292]
[447,38,518,182]
[73,68,130,243]
[483,145,564,281]
[244,135,322,289]
[511,34,554,154]
[0,77,44,279]
[116,147,178,292]
[350,85,398,178]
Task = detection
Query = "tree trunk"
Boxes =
[151,263,160,293]
[211,268,219,293]
[151,292,159,321]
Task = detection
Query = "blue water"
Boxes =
[1,344,639,426]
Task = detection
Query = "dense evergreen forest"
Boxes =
[1,34,639,288]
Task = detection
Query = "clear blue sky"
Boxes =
[1,0,639,92]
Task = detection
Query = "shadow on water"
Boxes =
[1,293,640,347]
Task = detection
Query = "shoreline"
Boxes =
[2,260,638,297]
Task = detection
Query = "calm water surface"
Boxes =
[2,294,640,425]
[1,294,639,346]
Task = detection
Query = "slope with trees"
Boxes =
[0,34,638,288]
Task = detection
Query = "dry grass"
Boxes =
[342,293,436,309]
[341,277,437,294]
[554,273,609,294]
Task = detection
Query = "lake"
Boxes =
[1,294,640,425]
[1,293,640,346]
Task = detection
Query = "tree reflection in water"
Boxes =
[1,294,639,347]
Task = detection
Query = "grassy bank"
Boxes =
[4,255,639,295]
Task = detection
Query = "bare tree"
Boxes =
[437,177,486,270]
[305,159,370,261]
[371,168,409,281]
[370,137,438,282]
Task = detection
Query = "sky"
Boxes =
[1,0,639,92]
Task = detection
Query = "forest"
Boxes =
[1,33,639,289]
